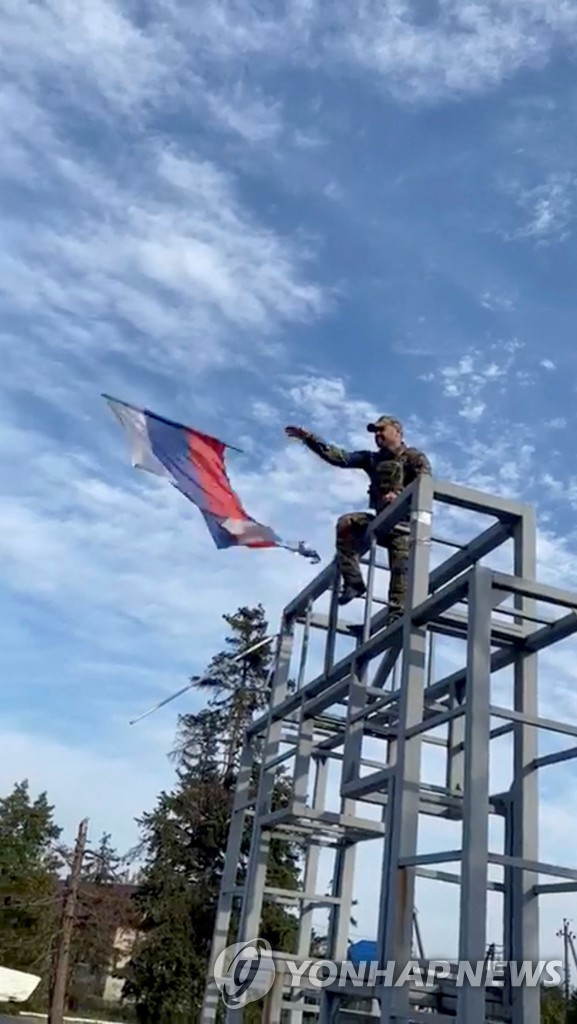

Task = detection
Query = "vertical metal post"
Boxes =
[510,507,540,1024]
[201,742,255,1023]
[377,474,433,1024]
[226,619,295,1024]
[324,569,339,676]
[296,602,312,691]
[456,566,493,1023]
[363,535,378,642]
[297,757,329,958]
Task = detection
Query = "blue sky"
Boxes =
[2,0,577,957]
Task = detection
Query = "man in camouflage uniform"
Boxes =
[285,416,431,622]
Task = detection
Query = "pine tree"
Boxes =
[174,603,274,781]
[124,605,301,1023]
[0,780,62,980]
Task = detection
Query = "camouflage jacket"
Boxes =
[300,432,432,513]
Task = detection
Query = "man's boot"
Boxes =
[385,606,403,627]
[338,578,367,606]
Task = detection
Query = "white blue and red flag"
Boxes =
[104,395,320,563]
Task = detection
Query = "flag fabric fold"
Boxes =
[104,395,320,563]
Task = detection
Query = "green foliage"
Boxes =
[124,604,301,1023]
[541,985,577,1024]
[174,603,274,780]
[0,780,62,982]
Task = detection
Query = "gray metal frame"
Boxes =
[201,476,577,1023]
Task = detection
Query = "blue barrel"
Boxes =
[347,939,378,964]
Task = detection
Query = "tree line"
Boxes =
[1,603,574,1023]
[0,604,300,1022]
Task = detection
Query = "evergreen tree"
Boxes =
[174,604,274,780]
[0,780,62,980]
[124,605,300,1023]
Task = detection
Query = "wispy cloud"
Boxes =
[506,172,577,244]
[0,115,326,396]
[334,0,577,102]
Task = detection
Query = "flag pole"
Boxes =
[102,393,244,453]
[129,634,278,726]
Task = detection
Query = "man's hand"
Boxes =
[384,491,399,503]
[285,425,310,440]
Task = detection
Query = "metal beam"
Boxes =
[377,473,434,1024]
[457,567,492,1024]
[428,519,512,591]
[433,478,530,520]
[492,571,577,612]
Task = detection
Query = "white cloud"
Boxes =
[508,172,577,244]
[333,0,577,102]
[480,291,516,312]
[0,112,327,393]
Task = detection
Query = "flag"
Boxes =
[104,395,320,563]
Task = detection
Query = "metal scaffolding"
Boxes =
[201,475,577,1023]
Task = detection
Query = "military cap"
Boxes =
[366,415,403,434]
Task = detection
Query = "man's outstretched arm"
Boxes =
[285,426,370,469]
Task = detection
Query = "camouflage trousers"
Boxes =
[335,511,410,614]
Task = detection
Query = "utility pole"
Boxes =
[557,918,575,1022]
[48,818,89,1024]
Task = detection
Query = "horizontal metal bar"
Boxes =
[534,883,577,895]
[492,571,577,612]
[428,520,511,592]
[413,573,473,627]
[486,602,553,626]
[433,478,528,520]
[296,612,360,637]
[259,805,386,836]
[531,747,577,770]
[264,747,297,771]
[406,705,464,739]
[415,867,505,893]
[303,677,351,717]
[264,886,341,905]
[313,732,345,754]
[400,850,463,867]
[437,609,523,644]
[356,689,402,723]
[489,705,577,740]
[425,609,577,704]
[431,533,466,550]
[313,751,393,772]
[489,854,577,882]
[490,723,514,740]
[341,768,392,800]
